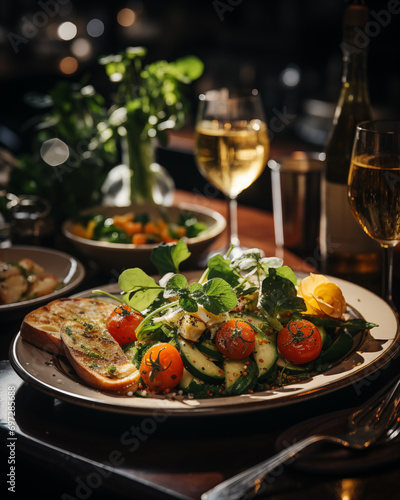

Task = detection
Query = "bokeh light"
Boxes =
[71,38,92,60]
[40,138,69,166]
[87,19,104,37]
[59,56,79,74]
[117,8,136,27]
[57,21,77,41]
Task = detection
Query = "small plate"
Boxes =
[0,246,85,322]
[9,275,400,415]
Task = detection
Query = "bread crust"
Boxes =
[20,296,140,394]
[20,297,116,355]
[60,320,140,394]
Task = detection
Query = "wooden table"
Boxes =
[1,193,399,500]
[174,189,316,274]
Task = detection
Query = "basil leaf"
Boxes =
[151,239,191,275]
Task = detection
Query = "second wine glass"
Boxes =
[194,89,270,256]
[348,120,400,311]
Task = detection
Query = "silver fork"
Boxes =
[201,378,400,500]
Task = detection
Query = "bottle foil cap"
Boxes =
[344,4,369,28]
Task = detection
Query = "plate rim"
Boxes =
[9,275,400,417]
[0,245,85,314]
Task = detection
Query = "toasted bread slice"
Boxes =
[20,297,116,355]
[60,320,140,394]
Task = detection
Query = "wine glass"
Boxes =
[348,120,400,310]
[194,88,270,257]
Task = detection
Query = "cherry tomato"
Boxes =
[277,320,322,364]
[215,319,256,359]
[106,304,143,346]
[140,343,184,392]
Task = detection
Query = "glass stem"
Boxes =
[382,245,395,308]
[227,197,240,248]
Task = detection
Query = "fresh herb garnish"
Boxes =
[188,278,237,315]
[202,253,241,288]
[294,314,378,333]
[260,268,306,330]
[64,326,73,336]
[162,274,236,315]
[151,238,191,275]
[118,268,163,311]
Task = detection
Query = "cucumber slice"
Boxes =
[223,358,258,396]
[317,328,353,364]
[197,339,224,362]
[253,334,278,381]
[234,312,272,335]
[177,337,224,384]
[276,356,312,374]
[179,368,201,391]
[224,358,248,388]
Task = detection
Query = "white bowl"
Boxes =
[62,202,226,273]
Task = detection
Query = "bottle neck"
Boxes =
[341,44,370,100]
[340,4,370,86]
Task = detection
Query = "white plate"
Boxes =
[9,276,400,416]
[0,246,85,322]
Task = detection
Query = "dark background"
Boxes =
[0,0,399,210]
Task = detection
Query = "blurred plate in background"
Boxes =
[0,246,85,322]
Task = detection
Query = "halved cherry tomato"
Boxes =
[277,319,322,365]
[140,343,184,392]
[215,319,256,359]
[106,304,143,346]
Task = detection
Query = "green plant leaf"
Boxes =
[151,239,191,275]
[178,294,198,313]
[164,274,188,298]
[173,56,204,82]
[125,46,147,58]
[260,268,306,320]
[188,282,202,293]
[163,274,198,313]
[276,265,299,286]
[206,253,241,288]
[119,268,163,311]
[190,278,237,315]
[297,314,378,333]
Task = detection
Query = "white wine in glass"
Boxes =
[348,120,400,309]
[194,89,270,255]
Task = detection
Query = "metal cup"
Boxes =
[268,152,326,261]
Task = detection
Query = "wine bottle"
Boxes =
[321,0,380,279]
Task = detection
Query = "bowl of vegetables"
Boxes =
[62,202,226,273]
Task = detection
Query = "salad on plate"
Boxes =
[95,240,377,399]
